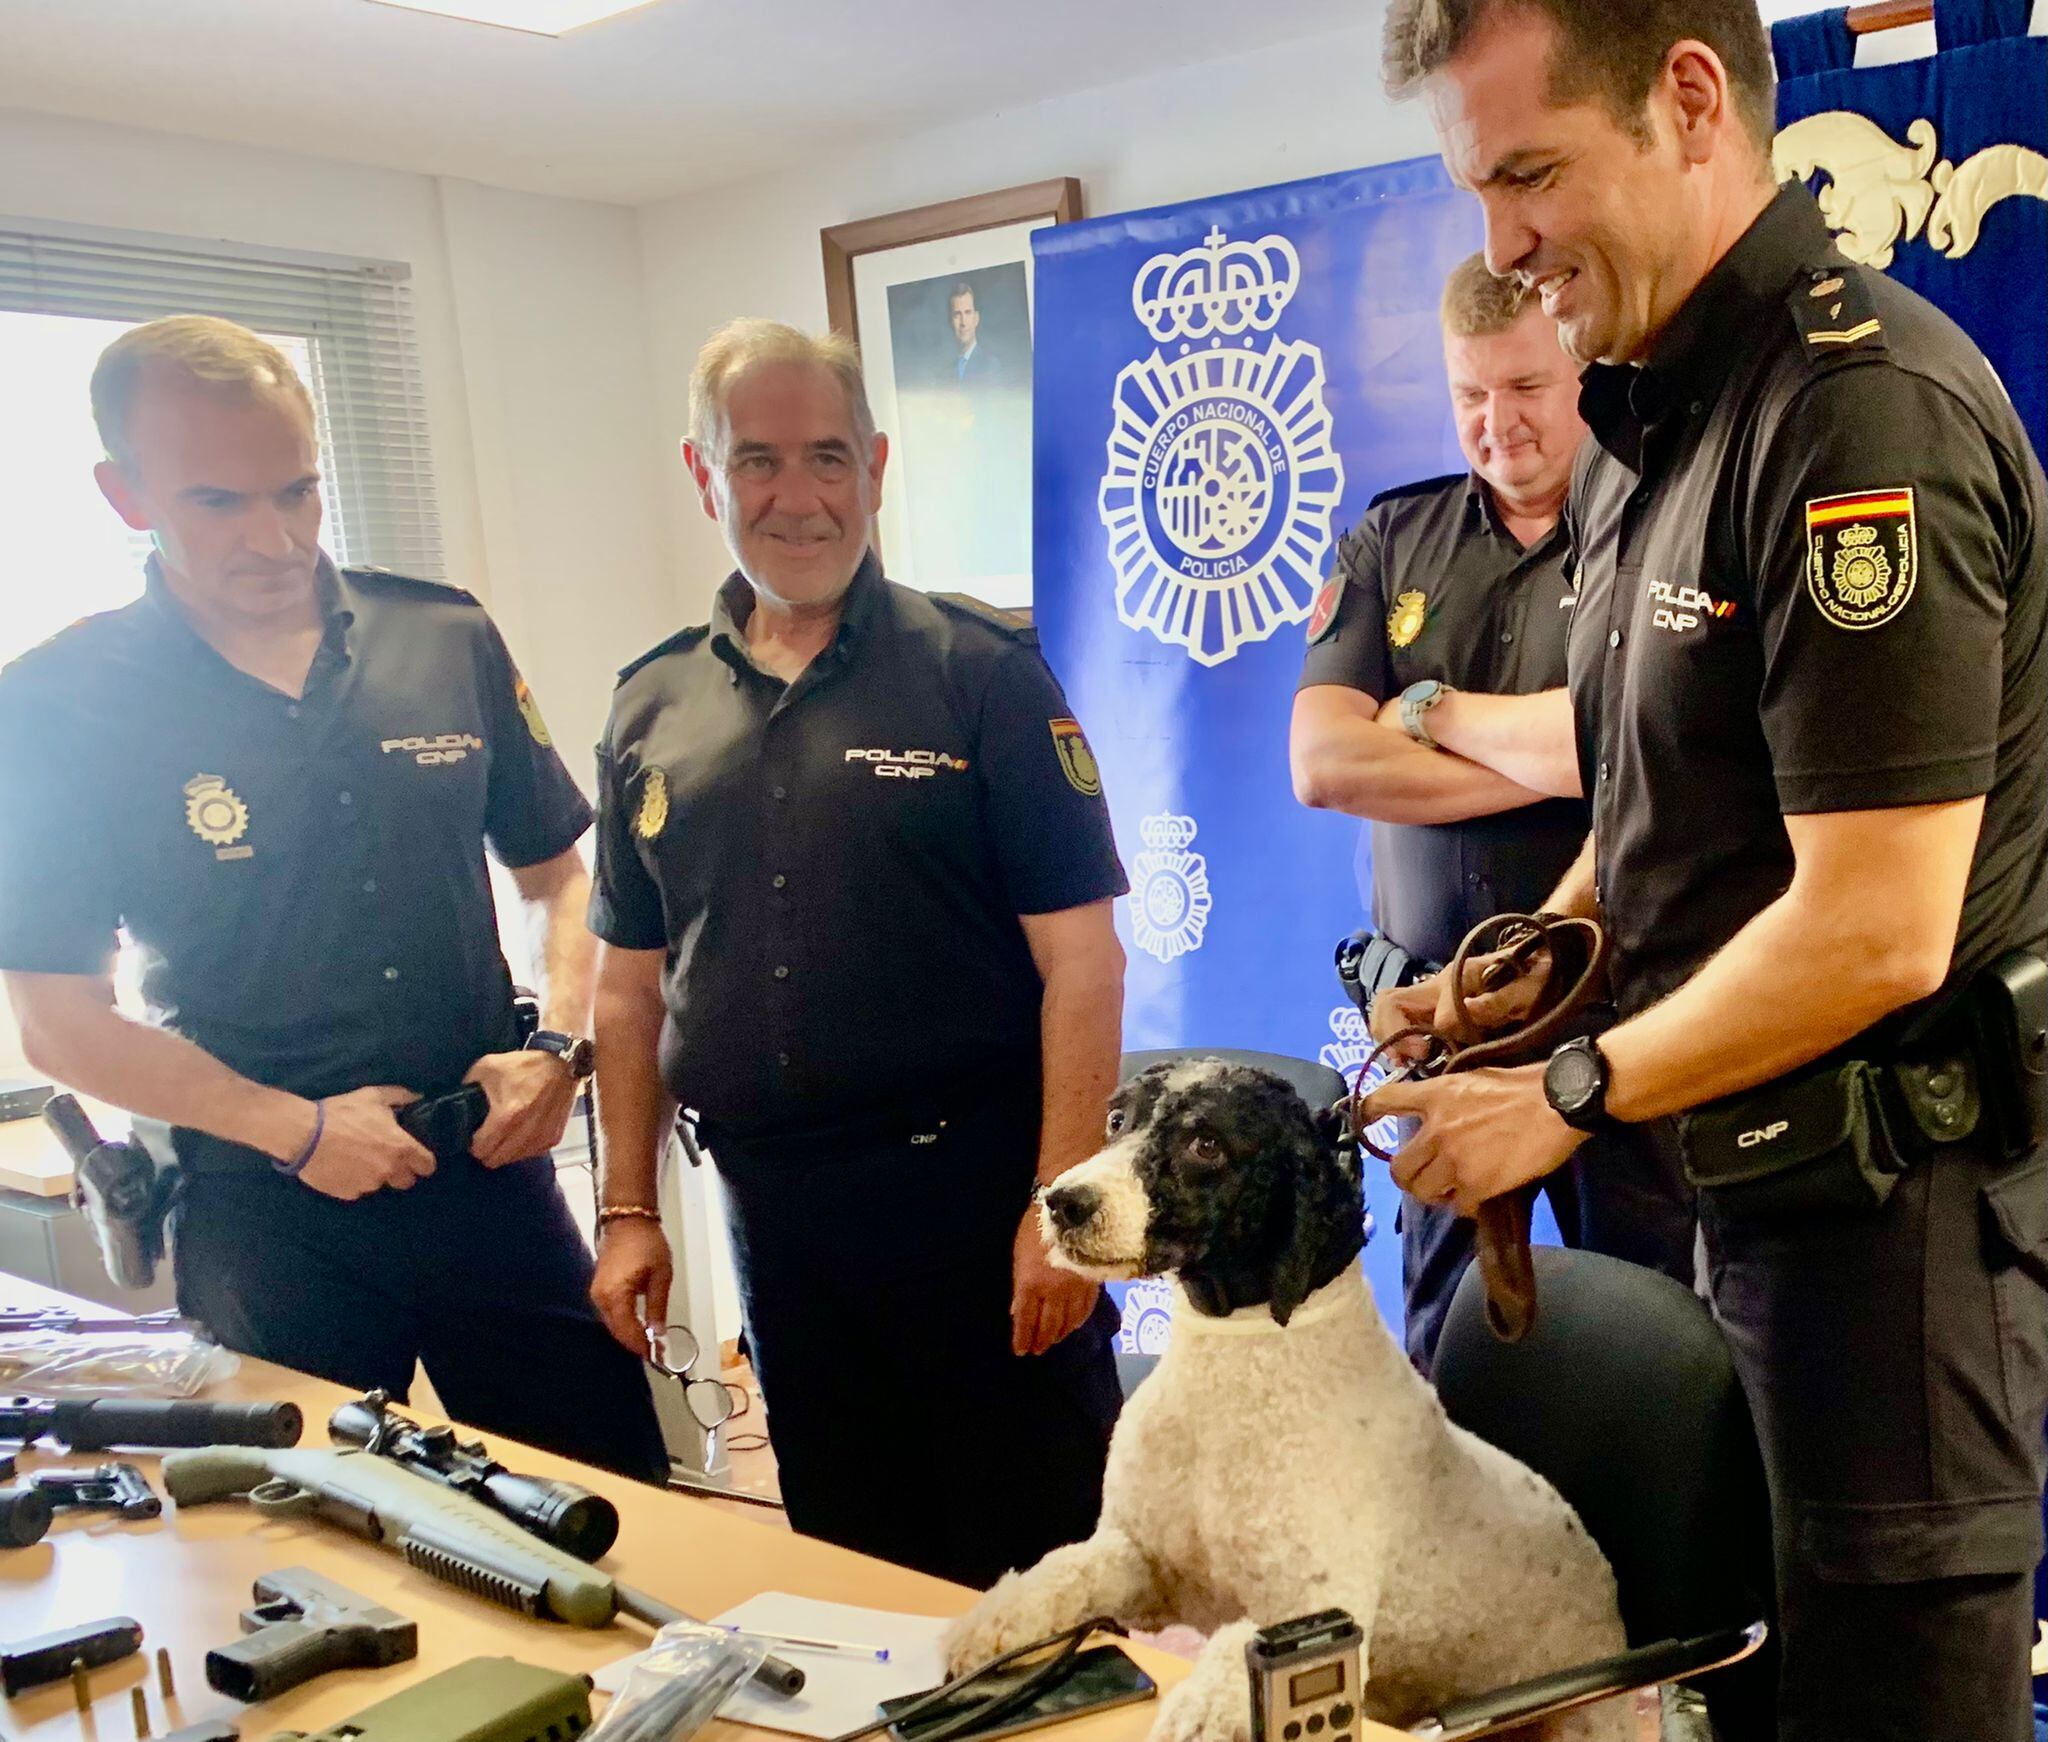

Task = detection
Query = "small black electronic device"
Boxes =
[396,1084,491,1164]
[878,1644,1156,1742]
[1246,1609,1364,1742]
[1975,948,2048,1153]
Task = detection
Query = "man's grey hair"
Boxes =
[1382,0,1776,152]
[687,318,878,462]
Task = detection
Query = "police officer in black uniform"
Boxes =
[587,319,1128,1587]
[1372,2,2048,1734]
[1294,253,1694,1372]
[0,316,666,1481]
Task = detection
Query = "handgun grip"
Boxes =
[208,1618,416,1702]
[41,1093,102,1164]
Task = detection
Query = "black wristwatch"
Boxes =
[526,1030,595,1080]
[1543,1035,1614,1133]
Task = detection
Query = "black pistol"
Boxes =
[393,1084,490,1163]
[206,1567,416,1701]
[29,1461,162,1520]
[42,1094,175,1290]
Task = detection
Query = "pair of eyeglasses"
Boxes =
[643,1322,747,1431]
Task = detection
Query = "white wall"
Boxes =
[636,21,1442,610]
[0,108,682,1075]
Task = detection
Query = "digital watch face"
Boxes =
[1547,1045,1601,1115]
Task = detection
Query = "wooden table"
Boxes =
[0,1279,1240,1742]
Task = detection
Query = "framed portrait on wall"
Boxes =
[822,177,1081,611]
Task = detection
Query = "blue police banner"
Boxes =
[1031,160,1482,1335]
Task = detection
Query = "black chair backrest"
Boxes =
[1435,1246,1774,1651]
[1118,1048,1348,1115]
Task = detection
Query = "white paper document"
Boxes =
[594,1591,952,1740]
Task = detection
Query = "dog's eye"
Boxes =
[1105,1108,1126,1137]
[1186,1133,1224,1165]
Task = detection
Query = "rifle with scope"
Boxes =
[328,1389,620,1561]
[161,1445,804,1699]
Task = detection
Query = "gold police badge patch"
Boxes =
[515,677,553,748]
[1049,718,1103,797]
[636,767,669,839]
[1388,590,1428,649]
[183,773,249,850]
[1806,488,1916,631]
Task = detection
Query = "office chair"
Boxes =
[1420,1246,1776,1740]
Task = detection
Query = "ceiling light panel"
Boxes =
[365,0,659,36]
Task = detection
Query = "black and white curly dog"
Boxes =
[943,1059,1626,1742]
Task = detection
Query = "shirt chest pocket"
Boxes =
[366,725,490,834]
[835,742,978,855]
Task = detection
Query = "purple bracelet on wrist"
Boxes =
[277,1102,325,1178]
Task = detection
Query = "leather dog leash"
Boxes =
[1347,911,1610,1342]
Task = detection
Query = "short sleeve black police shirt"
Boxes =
[0,557,593,1102]
[587,555,1129,1134]
[1297,473,1588,965]
[1568,185,2048,1017]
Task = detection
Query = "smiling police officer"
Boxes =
[1365,1,2048,1734]
[0,316,665,1481]
[586,319,1128,1586]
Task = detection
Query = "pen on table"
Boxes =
[720,1625,891,1663]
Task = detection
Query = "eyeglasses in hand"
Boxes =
[643,1322,747,1432]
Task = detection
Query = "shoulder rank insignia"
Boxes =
[342,566,481,606]
[1806,488,1916,630]
[1789,266,1885,358]
[1388,590,1429,649]
[931,592,1037,645]
[615,623,710,686]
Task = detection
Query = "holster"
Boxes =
[1334,930,1437,1018]
[1679,1058,1915,1220]
[1677,952,2041,1221]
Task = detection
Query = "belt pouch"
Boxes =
[1679,1057,1906,1219]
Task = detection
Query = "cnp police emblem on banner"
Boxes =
[1128,812,1212,964]
[1097,228,1346,666]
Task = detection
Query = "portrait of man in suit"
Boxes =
[884,261,1033,598]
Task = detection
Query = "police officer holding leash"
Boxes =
[1366,1,2048,1734]
[0,316,666,1481]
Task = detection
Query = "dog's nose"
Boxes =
[1044,1184,1099,1231]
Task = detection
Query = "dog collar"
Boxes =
[1169,1268,1363,1336]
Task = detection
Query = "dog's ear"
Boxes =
[1268,1135,1360,1326]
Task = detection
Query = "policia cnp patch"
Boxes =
[1806,487,1917,631]
[1049,718,1103,796]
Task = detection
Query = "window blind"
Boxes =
[0,220,443,579]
